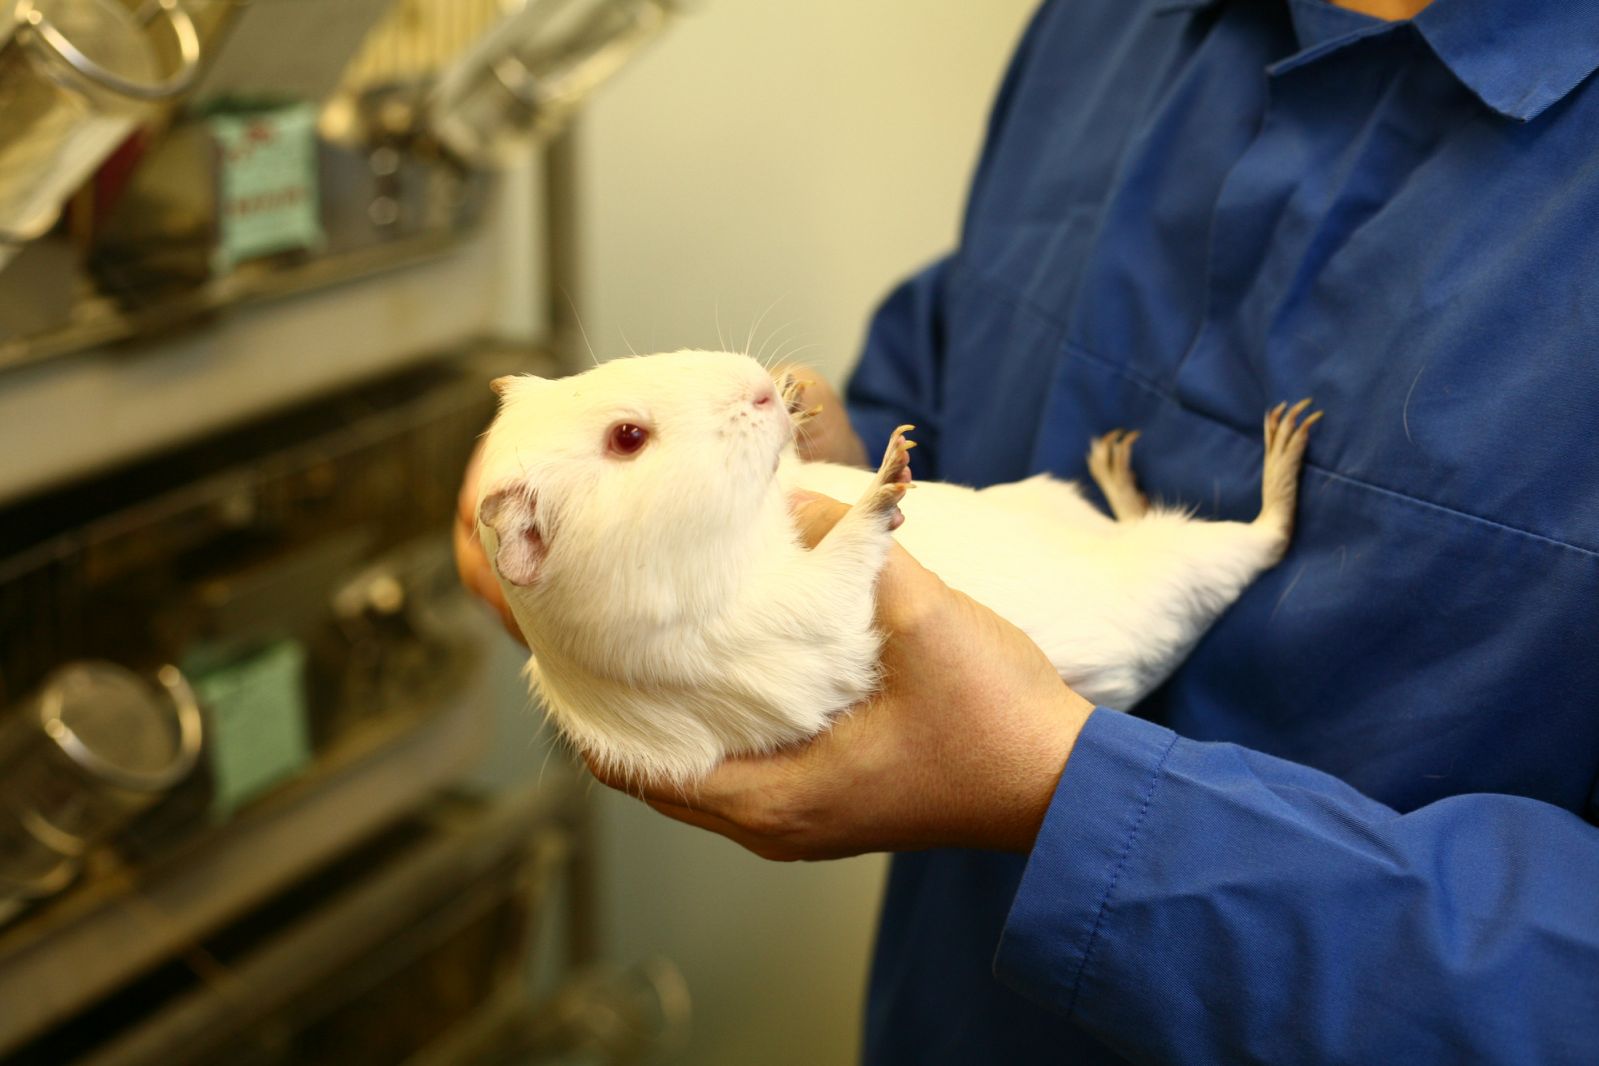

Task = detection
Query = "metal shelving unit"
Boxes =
[0,659,499,1056]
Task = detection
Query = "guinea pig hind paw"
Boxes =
[1257,399,1323,529]
[1263,399,1320,459]
[1086,428,1150,521]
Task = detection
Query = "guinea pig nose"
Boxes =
[752,386,776,408]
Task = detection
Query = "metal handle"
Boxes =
[492,0,672,116]
[17,0,202,101]
[429,0,676,163]
[39,663,204,793]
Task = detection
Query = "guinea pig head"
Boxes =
[475,350,796,631]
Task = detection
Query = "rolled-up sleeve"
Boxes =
[996,708,1599,1065]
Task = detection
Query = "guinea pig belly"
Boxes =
[785,462,1149,702]
[784,462,1116,631]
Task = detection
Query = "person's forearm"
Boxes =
[998,709,1599,1065]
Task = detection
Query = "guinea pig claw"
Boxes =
[1087,427,1151,522]
[1264,398,1319,453]
[777,373,818,417]
[1257,398,1324,540]
[870,425,917,499]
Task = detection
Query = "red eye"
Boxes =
[608,422,649,456]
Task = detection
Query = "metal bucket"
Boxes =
[428,0,675,167]
[0,0,201,267]
[0,810,79,926]
[0,662,203,861]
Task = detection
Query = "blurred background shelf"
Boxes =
[0,228,470,377]
[0,339,564,1061]
[0,659,499,1056]
[72,786,577,1066]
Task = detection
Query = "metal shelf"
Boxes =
[0,230,467,379]
[78,787,576,1066]
[0,659,497,1056]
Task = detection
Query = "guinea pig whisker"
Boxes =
[561,286,601,367]
[771,340,817,369]
[743,294,786,361]
[618,322,640,357]
[757,321,797,370]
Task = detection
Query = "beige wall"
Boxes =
[573,3,1038,1063]
[577,0,1037,386]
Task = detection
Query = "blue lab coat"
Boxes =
[846,1,1599,1062]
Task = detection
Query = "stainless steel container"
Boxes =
[0,0,201,268]
[428,0,675,167]
[0,662,203,861]
[0,809,79,926]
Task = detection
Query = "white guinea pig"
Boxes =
[477,349,1320,786]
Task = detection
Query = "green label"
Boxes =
[209,103,323,272]
[190,640,312,819]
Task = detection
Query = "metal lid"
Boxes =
[18,0,200,101]
[0,853,79,901]
[0,814,80,898]
[39,662,202,792]
[24,0,156,84]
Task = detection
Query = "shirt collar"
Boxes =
[1412,0,1599,121]
[1156,0,1599,122]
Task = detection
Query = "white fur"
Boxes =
[478,350,1293,786]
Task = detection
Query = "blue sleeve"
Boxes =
[845,257,952,479]
[996,708,1599,1065]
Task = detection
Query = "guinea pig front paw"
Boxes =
[862,424,916,518]
[775,371,822,427]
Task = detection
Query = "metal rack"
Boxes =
[0,0,675,379]
[0,671,506,1057]
[0,1,689,1060]
[0,344,593,1062]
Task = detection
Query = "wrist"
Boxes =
[1007,688,1095,852]
[937,686,1092,855]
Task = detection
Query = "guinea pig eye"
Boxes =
[607,422,649,457]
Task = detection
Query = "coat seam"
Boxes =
[952,262,1599,562]
[1065,731,1181,1019]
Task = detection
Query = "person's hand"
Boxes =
[778,368,869,467]
[454,438,524,643]
[588,493,1097,860]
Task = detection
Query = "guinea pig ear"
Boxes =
[490,374,549,399]
[479,487,546,587]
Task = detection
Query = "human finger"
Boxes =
[787,490,851,547]
[456,526,522,639]
[452,446,524,642]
